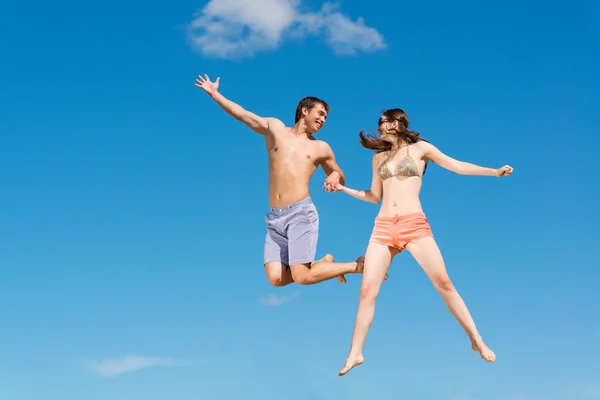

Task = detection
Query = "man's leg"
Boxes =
[286,202,364,285]
[264,262,294,286]
[264,237,352,286]
[289,258,364,285]
[263,212,295,287]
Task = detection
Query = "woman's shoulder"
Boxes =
[372,151,388,165]
[374,149,391,159]
[414,139,434,152]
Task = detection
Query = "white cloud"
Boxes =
[84,356,180,377]
[187,0,386,59]
[258,291,299,306]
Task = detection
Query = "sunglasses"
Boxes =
[378,118,396,126]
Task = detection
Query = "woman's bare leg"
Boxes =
[405,236,496,362]
[339,242,398,376]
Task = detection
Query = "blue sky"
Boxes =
[0,0,598,399]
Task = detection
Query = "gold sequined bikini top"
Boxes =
[376,144,425,180]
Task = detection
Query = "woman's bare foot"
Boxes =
[471,338,496,362]
[338,354,364,376]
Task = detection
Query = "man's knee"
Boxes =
[265,262,291,287]
[267,275,287,287]
[290,262,313,285]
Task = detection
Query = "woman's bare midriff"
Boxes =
[377,177,425,217]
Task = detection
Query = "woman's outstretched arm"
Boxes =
[336,154,383,203]
[421,141,513,177]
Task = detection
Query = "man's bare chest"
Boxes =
[268,139,321,166]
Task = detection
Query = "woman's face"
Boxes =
[377,115,398,143]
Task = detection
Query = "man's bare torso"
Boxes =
[264,123,327,208]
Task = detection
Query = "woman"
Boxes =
[332,108,513,376]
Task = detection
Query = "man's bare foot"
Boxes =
[471,338,496,362]
[328,254,347,284]
[354,256,389,280]
[354,256,365,273]
[338,354,364,376]
[317,254,346,284]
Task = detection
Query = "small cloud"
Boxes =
[83,356,180,377]
[292,3,386,56]
[258,291,299,306]
[186,0,386,60]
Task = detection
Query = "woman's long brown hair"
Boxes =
[359,108,430,174]
[359,108,428,152]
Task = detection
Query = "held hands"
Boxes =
[324,182,344,192]
[495,165,514,177]
[323,171,342,192]
[195,74,220,95]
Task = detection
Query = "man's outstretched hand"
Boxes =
[195,74,220,95]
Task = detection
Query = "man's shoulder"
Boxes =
[265,117,286,129]
[265,118,296,138]
[311,138,332,147]
[311,139,334,154]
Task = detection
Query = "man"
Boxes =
[195,73,364,286]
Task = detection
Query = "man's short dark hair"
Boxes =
[295,96,329,123]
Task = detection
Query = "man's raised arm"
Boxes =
[195,74,278,136]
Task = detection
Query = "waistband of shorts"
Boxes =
[375,212,426,222]
[269,197,313,215]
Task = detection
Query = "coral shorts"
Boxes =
[369,212,433,251]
